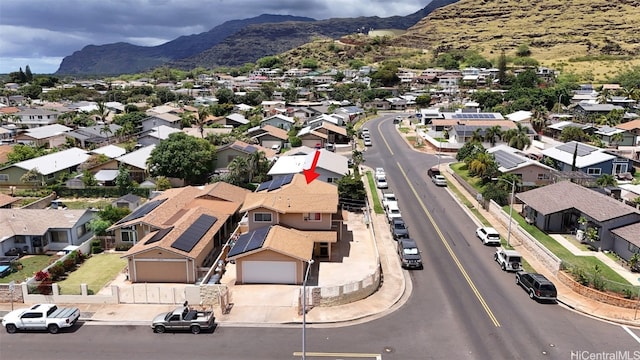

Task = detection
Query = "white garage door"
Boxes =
[242,261,296,284]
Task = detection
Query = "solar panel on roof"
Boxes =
[115,199,166,225]
[557,142,596,157]
[281,173,294,186]
[256,180,272,192]
[268,176,286,191]
[244,145,257,153]
[227,226,270,258]
[493,150,526,170]
[171,214,217,252]
[145,226,173,245]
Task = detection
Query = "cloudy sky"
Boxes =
[0,0,428,74]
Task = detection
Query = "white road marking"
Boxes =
[622,325,640,344]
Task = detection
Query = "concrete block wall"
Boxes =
[557,271,638,309]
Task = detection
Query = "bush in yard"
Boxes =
[63,257,76,272]
[34,270,50,281]
[73,250,86,264]
[91,239,104,254]
[37,280,53,295]
[49,262,66,281]
[115,243,133,251]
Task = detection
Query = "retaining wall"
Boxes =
[557,271,638,309]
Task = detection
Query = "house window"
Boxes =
[613,163,628,174]
[14,235,26,244]
[629,243,640,253]
[304,213,321,221]
[254,213,272,223]
[327,177,339,183]
[121,226,137,243]
[586,168,601,175]
[537,173,550,180]
[0,174,8,182]
[50,230,68,243]
[76,223,87,238]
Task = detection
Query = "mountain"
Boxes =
[55,0,460,76]
[396,0,640,61]
[55,14,316,76]
[169,0,460,70]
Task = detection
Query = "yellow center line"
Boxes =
[376,119,395,156]
[396,161,501,327]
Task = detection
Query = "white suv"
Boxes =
[386,202,402,222]
[476,227,501,246]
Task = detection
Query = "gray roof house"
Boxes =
[541,141,632,176]
[260,114,296,131]
[14,124,73,148]
[487,145,554,188]
[66,124,121,148]
[0,208,96,256]
[267,148,349,185]
[0,147,90,186]
[115,144,155,183]
[11,108,61,128]
[517,181,640,262]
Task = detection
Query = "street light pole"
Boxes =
[492,178,516,247]
[302,259,314,360]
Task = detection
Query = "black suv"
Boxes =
[397,239,423,269]
[390,218,409,240]
[515,272,557,302]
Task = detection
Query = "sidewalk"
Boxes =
[440,166,640,327]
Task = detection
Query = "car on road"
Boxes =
[515,272,557,302]
[494,248,523,271]
[427,166,441,178]
[375,167,385,177]
[393,116,402,124]
[385,202,402,223]
[382,193,397,210]
[360,128,369,138]
[397,238,423,269]
[364,138,372,146]
[2,303,80,334]
[152,302,215,334]
[390,218,409,240]
[431,174,447,186]
[376,176,388,189]
[476,227,501,246]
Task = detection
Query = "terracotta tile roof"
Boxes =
[240,174,338,214]
[611,222,640,246]
[123,206,227,258]
[516,181,640,222]
[616,119,640,131]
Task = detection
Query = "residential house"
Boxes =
[140,112,182,134]
[299,121,350,145]
[137,125,182,146]
[0,193,20,208]
[115,145,156,183]
[487,145,554,188]
[545,121,596,140]
[267,147,349,184]
[260,114,296,131]
[517,181,640,262]
[616,119,640,146]
[0,147,90,186]
[541,141,632,176]
[11,108,60,128]
[228,174,340,284]
[114,182,250,283]
[14,124,72,148]
[572,103,624,120]
[224,113,250,127]
[112,194,142,211]
[247,124,289,149]
[308,113,345,127]
[181,126,233,138]
[594,125,636,147]
[261,101,286,117]
[215,140,276,170]
[297,124,328,148]
[1,208,95,256]
[506,111,533,124]
[66,124,122,148]
[90,144,127,159]
[334,106,364,123]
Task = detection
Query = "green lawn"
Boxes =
[57,253,127,295]
[450,162,485,190]
[62,200,115,210]
[0,255,55,283]
[365,171,384,214]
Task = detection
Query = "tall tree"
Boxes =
[147,132,216,185]
[497,50,508,86]
[503,123,531,150]
[530,107,548,134]
[194,106,209,138]
[484,125,503,146]
[469,128,484,143]
[25,65,33,82]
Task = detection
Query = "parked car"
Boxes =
[376,176,388,189]
[390,218,409,240]
[375,167,385,177]
[152,302,215,334]
[364,138,372,146]
[385,202,402,223]
[360,128,369,138]
[382,193,398,210]
[325,143,335,152]
[494,248,522,271]
[515,272,557,302]
[431,174,447,186]
[397,238,423,269]
[476,227,501,246]
[427,166,441,178]
[393,116,402,124]
[2,303,80,334]
[270,144,281,154]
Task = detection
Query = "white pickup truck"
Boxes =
[2,303,80,334]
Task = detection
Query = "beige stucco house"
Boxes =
[112,182,250,283]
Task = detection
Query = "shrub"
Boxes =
[115,243,133,251]
[37,280,53,295]
[63,257,76,271]
[34,270,50,281]
[49,262,66,280]
[91,239,104,254]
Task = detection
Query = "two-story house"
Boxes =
[541,141,632,176]
[227,174,340,284]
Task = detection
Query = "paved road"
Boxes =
[4,114,640,359]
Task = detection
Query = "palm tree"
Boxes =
[503,123,531,150]
[530,107,548,134]
[484,125,502,146]
[469,152,496,178]
[94,101,111,123]
[610,132,624,148]
[227,156,249,185]
[194,106,209,138]
[596,174,617,188]
[100,123,113,144]
[597,88,611,104]
[469,128,484,143]
[247,151,268,183]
